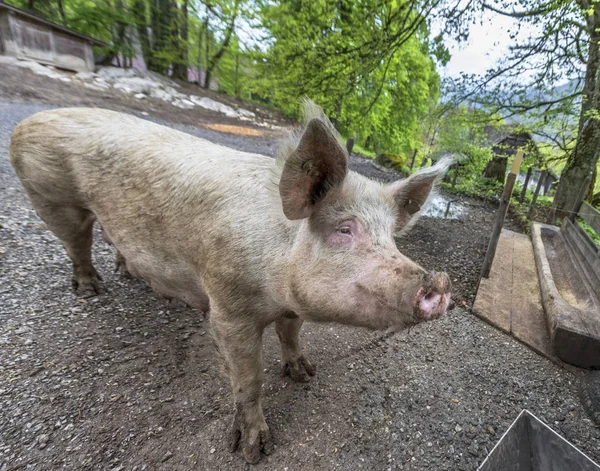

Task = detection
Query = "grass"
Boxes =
[352,144,376,159]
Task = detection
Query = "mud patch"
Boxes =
[201,123,265,137]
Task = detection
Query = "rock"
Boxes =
[113,77,161,95]
[468,443,479,457]
[237,108,256,119]
[75,71,97,80]
[38,433,49,449]
[134,93,147,100]
[84,83,109,92]
[189,96,238,118]
[149,88,174,102]
[96,66,138,80]
[172,99,195,110]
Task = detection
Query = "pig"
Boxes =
[9,101,453,464]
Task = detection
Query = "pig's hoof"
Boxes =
[72,276,106,298]
[115,261,133,279]
[229,416,274,464]
[282,355,315,382]
[114,254,133,279]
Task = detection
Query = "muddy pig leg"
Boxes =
[28,191,105,297]
[101,226,132,279]
[211,312,274,464]
[275,316,315,382]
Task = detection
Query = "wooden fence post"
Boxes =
[409,149,417,170]
[527,170,546,220]
[479,150,523,280]
[451,164,459,188]
[346,137,355,155]
[519,166,533,203]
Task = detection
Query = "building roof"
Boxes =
[483,124,533,147]
[0,1,108,47]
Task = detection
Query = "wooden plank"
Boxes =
[579,201,600,236]
[562,219,600,300]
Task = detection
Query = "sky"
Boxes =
[437,9,536,79]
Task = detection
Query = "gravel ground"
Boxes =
[1,101,599,471]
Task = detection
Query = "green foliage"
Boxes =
[577,218,600,246]
[441,178,503,201]
[378,153,406,171]
[250,0,442,155]
[353,144,376,159]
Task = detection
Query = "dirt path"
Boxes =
[1,89,598,469]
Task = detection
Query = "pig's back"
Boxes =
[11,108,286,306]
[12,107,276,210]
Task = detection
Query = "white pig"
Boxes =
[10,100,453,464]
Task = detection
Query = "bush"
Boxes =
[441,178,503,201]
[376,153,406,171]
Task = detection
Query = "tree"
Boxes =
[453,0,600,218]
[172,0,189,80]
[201,0,241,88]
[251,0,469,154]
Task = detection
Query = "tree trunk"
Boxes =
[234,48,240,95]
[587,165,597,203]
[114,0,128,66]
[132,0,152,68]
[203,17,210,88]
[57,0,67,25]
[483,155,508,184]
[172,0,189,81]
[551,8,600,218]
[203,0,240,89]
[196,20,203,85]
[149,0,171,73]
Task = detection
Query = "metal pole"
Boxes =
[480,151,523,279]
[519,166,533,203]
[527,170,546,220]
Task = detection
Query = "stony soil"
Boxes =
[1,69,599,470]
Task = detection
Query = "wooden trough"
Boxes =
[531,212,600,368]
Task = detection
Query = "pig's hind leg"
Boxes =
[275,317,315,382]
[28,193,106,298]
[101,227,132,278]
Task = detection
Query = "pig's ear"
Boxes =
[279,118,348,220]
[388,158,453,232]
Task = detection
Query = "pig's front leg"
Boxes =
[275,316,315,382]
[211,313,274,464]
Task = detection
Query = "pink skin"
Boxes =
[414,290,452,320]
[290,210,453,331]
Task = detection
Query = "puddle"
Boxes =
[423,194,467,219]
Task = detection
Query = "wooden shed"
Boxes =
[0,2,107,72]
[482,124,542,184]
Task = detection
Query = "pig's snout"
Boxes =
[413,272,453,321]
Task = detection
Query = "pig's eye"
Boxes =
[338,226,352,235]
